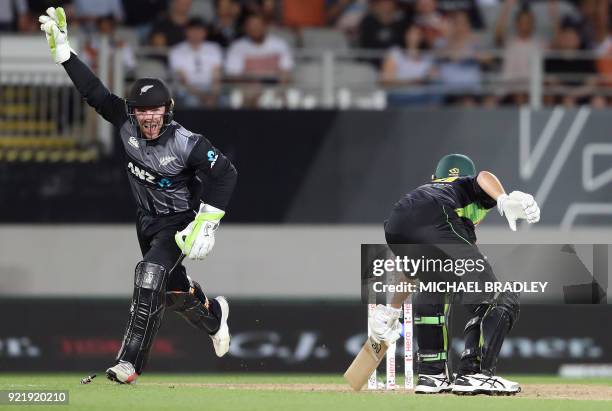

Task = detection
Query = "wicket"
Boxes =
[367,303,414,391]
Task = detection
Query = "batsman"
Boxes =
[39,8,238,384]
[373,154,540,395]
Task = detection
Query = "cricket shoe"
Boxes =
[106,361,138,384]
[415,373,453,394]
[210,296,230,357]
[452,373,520,396]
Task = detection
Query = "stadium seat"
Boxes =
[115,27,141,50]
[301,28,349,51]
[293,62,323,91]
[334,62,378,91]
[0,35,77,77]
[294,61,378,90]
[134,59,169,81]
[269,27,299,49]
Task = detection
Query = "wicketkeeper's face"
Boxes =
[135,106,166,139]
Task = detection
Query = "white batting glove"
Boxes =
[39,7,75,64]
[497,191,541,231]
[368,305,402,344]
[175,204,225,260]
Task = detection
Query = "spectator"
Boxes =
[73,0,124,23]
[150,0,192,47]
[147,31,171,65]
[358,0,407,52]
[242,0,278,23]
[121,0,169,41]
[225,13,293,107]
[436,11,485,106]
[569,0,607,49]
[545,16,598,106]
[436,0,484,30]
[381,23,440,105]
[495,1,545,105]
[225,13,293,83]
[209,0,243,47]
[0,0,29,32]
[169,17,223,107]
[282,0,326,28]
[595,23,612,99]
[329,0,368,37]
[410,0,448,48]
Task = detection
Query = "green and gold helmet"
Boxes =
[433,154,476,179]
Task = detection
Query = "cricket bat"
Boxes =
[343,335,389,391]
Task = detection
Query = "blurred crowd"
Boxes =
[2,0,612,107]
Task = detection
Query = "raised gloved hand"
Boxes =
[368,305,402,344]
[497,191,541,231]
[39,7,75,64]
[175,204,225,260]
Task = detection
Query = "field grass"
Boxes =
[0,373,611,411]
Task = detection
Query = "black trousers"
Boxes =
[136,209,194,291]
[385,201,498,375]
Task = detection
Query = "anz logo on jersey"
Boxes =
[127,162,173,189]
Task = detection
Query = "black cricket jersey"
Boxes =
[385,176,497,244]
[62,54,237,216]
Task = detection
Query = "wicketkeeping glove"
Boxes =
[175,204,225,260]
[497,191,541,231]
[368,305,402,344]
[39,7,75,64]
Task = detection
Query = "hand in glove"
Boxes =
[175,204,225,260]
[39,7,75,64]
[368,305,402,344]
[497,191,541,231]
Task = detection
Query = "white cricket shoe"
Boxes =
[210,296,230,357]
[415,373,453,394]
[106,361,138,384]
[452,373,520,395]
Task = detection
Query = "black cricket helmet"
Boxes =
[126,78,175,133]
[433,154,476,179]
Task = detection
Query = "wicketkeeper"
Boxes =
[39,8,238,384]
[370,154,540,395]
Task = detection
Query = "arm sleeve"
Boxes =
[467,176,497,209]
[62,53,128,127]
[187,136,238,211]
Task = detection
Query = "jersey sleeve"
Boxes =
[186,136,238,211]
[464,176,497,209]
[62,53,128,127]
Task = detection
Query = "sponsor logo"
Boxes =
[207,150,218,168]
[159,155,176,166]
[59,337,176,356]
[158,178,172,188]
[140,85,154,95]
[127,161,173,188]
[229,331,329,362]
[448,167,460,177]
[128,162,155,184]
[128,136,139,149]
[0,337,41,358]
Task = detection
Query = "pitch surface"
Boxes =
[1,374,610,410]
